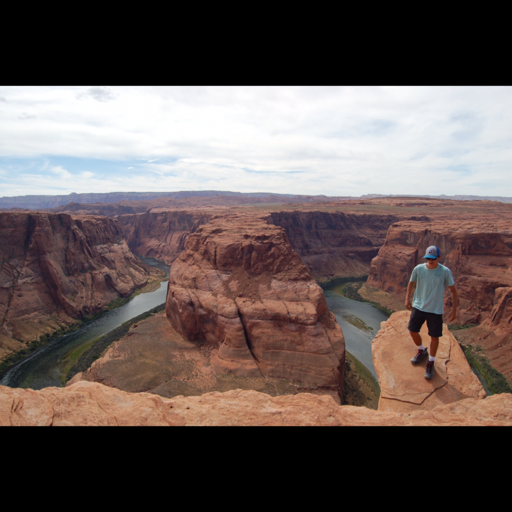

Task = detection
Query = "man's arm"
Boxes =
[405,280,416,310]
[448,285,458,322]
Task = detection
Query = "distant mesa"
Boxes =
[0,190,341,211]
[2,190,512,212]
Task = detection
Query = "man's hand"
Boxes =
[405,298,412,311]
[448,285,458,323]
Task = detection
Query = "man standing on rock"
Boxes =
[405,245,458,380]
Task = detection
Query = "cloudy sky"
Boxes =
[0,86,510,198]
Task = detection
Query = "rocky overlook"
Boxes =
[372,311,486,413]
[0,212,157,362]
[165,214,345,399]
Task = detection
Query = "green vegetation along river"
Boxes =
[0,258,170,390]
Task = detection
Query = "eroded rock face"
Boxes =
[66,313,325,400]
[372,311,486,413]
[165,214,345,398]
[455,286,512,383]
[0,212,154,360]
[118,210,211,265]
[269,211,400,283]
[367,219,512,325]
[2,381,512,426]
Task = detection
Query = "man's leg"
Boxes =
[409,331,423,347]
[429,337,439,357]
[425,314,442,379]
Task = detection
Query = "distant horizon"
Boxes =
[2,189,512,200]
[2,189,512,211]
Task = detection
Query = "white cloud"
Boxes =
[51,166,72,179]
[0,86,511,197]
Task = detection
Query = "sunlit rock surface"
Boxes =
[165,214,345,398]
[2,381,512,426]
[372,311,486,413]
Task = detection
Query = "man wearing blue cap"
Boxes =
[404,245,458,380]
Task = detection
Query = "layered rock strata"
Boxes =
[117,210,211,265]
[366,219,512,325]
[0,212,155,361]
[2,381,512,426]
[372,311,486,413]
[165,214,345,398]
[455,286,512,382]
[117,209,404,284]
[269,211,400,282]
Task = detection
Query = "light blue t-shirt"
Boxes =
[410,263,455,315]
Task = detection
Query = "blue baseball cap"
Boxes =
[424,245,440,259]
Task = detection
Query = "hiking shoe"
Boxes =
[411,348,428,365]
[424,360,435,380]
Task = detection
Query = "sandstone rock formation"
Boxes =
[269,211,400,283]
[67,313,315,400]
[455,286,512,383]
[372,311,486,413]
[113,198,512,289]
[0,212,157,361]
[2,380,512,426]
[165,214,345,399]
[117,210,211,265]
[367,218,512,325]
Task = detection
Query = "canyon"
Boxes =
[1,194,512,424]
[0,212,161,363]
[3,308,511,425]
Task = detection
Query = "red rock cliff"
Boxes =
[117,209,401,283]
[165,214,345,399]
[268,211,400,282]
[0,212,154,360]
[117,210,211,265]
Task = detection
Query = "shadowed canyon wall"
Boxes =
[0,212,155,362]
[117,209,404,283]
[268,211,401,282]
[117,210,212,265]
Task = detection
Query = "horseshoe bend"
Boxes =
[2,197,512,425]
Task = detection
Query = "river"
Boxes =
[323,289,388,379]
[0,258,170,390]
[1,267,386,389]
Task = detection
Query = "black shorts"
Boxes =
[408,307,443,338]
